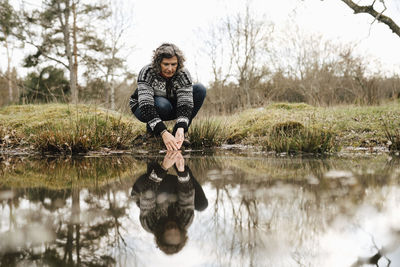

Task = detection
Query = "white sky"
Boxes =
[2,0,400,85]
[126,0,400,84]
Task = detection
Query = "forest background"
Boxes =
[1,0,400,116]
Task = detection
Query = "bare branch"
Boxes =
[24,40,69,68]
[340,0,400,38]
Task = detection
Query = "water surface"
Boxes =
[1,152,399,267]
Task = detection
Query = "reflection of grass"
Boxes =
[190,152,400,186]
[0,156,146,189]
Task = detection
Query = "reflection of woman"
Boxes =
[131,152,208,254]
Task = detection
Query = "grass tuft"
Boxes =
[271,121,304,136]
[264,121,336,153]
[188,118,225,148]
[381,117,400,151]
[0,104,143,154]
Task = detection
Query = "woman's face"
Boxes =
[160,56,178,78]
[163,220,181,245]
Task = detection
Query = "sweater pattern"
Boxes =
[129,64,194,134]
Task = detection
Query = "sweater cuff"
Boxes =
[153,121,167,136]
[177,167,190,183]
[147,162,167,182]
[174,122,188,133]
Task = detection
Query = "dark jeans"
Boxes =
[133,83,207,131]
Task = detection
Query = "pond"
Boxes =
[0,151,400,267]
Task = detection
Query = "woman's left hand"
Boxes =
[175,127,184,149]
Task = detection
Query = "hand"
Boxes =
[174,152,185,172]
[162,151,181,169]
[175,128,184,150]
[161,131,179,151]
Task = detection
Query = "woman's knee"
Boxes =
[193,83,207,100]
[155,97,173,112]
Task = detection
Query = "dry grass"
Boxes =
[189,117,226,148]
[0,104,144,153]
[1,101,400,153]
[225,101,400,151]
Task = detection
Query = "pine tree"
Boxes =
[20,0,112,104]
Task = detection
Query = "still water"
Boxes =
[0,152,400,267]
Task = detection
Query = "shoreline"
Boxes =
[1,102,400,155]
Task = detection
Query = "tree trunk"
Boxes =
[4,32,13,102]
[59,0,78,103]
[110,78,115,110]
[72,1,79,101]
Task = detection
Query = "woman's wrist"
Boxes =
[160,129,168,137]
[161,163,168,170]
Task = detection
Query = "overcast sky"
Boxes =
[130,0,400,83]
[2,0,400,85]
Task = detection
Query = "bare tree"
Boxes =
[203,22,233,88]
[204,1,273,110]
[83,0,134,110]
[340,0,400,38]
[225,3,273,108]
[0,0,18,103]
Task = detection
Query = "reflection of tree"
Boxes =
[350,230,395,267]
[200,154,400,266]
[1,154,399,266]
[0,156,145,266]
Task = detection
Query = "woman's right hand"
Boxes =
[161,131,179,151]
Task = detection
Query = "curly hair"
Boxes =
[152,43,186,74]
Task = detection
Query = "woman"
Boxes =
[129,43,206,151]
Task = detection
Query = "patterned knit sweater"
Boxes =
[130,162,195,234]
[129,64,194,135]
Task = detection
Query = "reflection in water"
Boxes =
[131,152,208,255]
[0,156,144,266]
[0,153,399,266]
